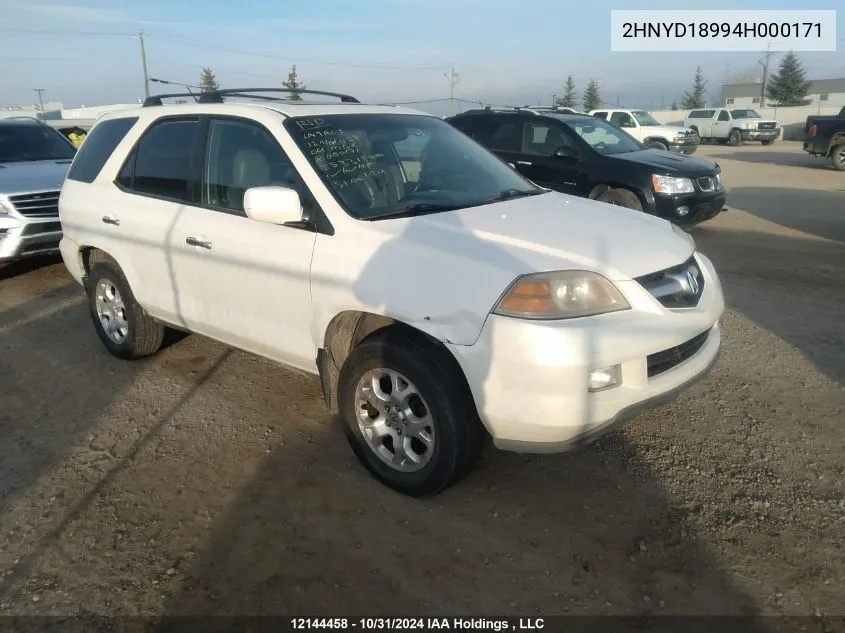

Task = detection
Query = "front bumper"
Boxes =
[669,139,698,155]
[653,190,726,226]
[0,216,62,262]
[447,252,725,453]
[742,128,780,141]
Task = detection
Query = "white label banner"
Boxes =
[610,10,837,52]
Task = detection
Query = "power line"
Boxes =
[0,27,449,71]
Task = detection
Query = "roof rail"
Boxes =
[3,115,46,124]
[142,87,360,107]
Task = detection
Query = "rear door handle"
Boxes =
[515,160,533,166]
[186,236,212,250]
[101,215,120,226]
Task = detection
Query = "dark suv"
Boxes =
[446,108,727,227]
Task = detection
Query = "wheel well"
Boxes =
[829,135,845,154]
[644,137,669,146]
[589,184,646,208]
[80,246,115,278]
[317,311,472,415]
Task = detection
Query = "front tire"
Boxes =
[647,141,669,151]
[596,188,643,211]
[761,139,774,145]
[830,144,845,171]
[86,261,165,360]
[337,328,486,496]
[728,129,742,146]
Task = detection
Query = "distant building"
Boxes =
[721,78,845,108]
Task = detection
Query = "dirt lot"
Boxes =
[1,142,843,624]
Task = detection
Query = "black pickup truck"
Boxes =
[803,105,845,171]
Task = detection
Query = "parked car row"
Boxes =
[45,87,727,496]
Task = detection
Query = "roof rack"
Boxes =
[452,105,589,117]
[142,87,360,107]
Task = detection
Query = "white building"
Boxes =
[722,78,845,108]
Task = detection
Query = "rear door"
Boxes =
[471,114,524,168]
[109,116,202,325]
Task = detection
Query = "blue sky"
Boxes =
[1,0,842,115]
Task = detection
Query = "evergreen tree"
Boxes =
[766,51,811,106]
[199,67,219,93]
[680,66,707,109]
[582,79,601,111]
[555,75,577,108]
[283,64,306,100]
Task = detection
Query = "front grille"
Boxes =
[647,329,710,378]
[697,176,716,191]
[8,191,60,218]
[635,256,705,308]
[23,221,62,236]
[758,122,776,130]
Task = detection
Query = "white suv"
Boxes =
[58,88,725,496]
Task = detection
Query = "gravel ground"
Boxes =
[0,142,843,626]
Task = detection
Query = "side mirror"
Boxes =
[553,146,579,160]
[243,186,303,225]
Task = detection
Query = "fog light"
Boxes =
[588,365,621,392]
[677,206,690,216]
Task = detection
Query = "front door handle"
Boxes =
[515,160,533,166]
[186,236,212,249]
[101,215,120,226]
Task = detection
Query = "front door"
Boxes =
[516,119,587,196]
[168,116,317,371]
[714,109,732,138]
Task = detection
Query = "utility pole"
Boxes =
[759,43,773,107]
[445,65,460,116]
[139,31,150,99]
[33,89,46,116]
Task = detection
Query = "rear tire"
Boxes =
[728,129,742,146]
[337,327,486,496]
[830,144,845,171]
[596,188,643,211]
[85,261,165,360]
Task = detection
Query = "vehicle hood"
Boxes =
[608,148,717,176]
[0,160,72,195]
[389,191,693,281]
[645,124,696,137]
[737,118,778,126]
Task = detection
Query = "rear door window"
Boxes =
[117,118,200,202]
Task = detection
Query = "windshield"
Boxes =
[284,114,544,220]
[0,124,76,163]
[632,110,660,126]
[564,117,644,155]
[730,109,761,119]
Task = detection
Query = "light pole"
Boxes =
[33,89,46,117]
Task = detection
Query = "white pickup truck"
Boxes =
[589,109,699,154]
[684,108,780,146]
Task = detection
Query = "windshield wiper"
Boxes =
[482,188,547,203]
[365,202,464,221]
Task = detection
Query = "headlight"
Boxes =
[715,172,723,188]
[671,222,696,249]
[652,174,694,194]
[493,270,630,320]
[744,122,756,129]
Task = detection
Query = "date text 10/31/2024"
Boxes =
[291,618,546,631]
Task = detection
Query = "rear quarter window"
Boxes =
[67,117,138,183]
